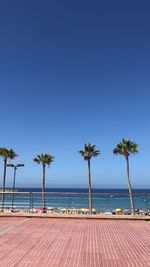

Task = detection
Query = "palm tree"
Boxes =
[34,153,54,212]
[113,138,138,214]
[79,144,100,212]
[0,148,17,211]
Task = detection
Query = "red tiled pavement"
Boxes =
[0,218,149,267]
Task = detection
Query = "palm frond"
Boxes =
[0,148,9,158]
[0,147,17,159]
[8,149,17,159]
[79,143,100,160]
[34,153,54,166]
[113,138,138,157]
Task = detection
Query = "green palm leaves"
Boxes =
[79,144,100,160]
[0,148,17,160]
[113,139,138,157]
[34,153,54,166]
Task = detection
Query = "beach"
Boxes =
[0,188,150,215]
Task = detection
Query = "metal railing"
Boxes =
[0,191,150,214]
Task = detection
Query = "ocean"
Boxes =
[1,188,150,212]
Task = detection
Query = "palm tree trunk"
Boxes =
[88,159,92,212]
[42,164,46,212]
[125,156,134,214]
[2,158,7,212]
[12,167,17,212]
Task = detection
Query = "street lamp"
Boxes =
[7,164,24,211]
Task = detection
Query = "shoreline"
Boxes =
[0,209,150,221]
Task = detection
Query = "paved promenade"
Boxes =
[0,217,149,267]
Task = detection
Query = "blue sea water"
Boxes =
[19,188,150,194]
[2,188,149,212]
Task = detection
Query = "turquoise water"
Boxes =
[1,188,150,211]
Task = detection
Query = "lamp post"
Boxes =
[7,164,24,211]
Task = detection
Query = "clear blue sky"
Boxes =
[0,1,150,188]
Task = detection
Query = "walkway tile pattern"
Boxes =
[0,218,149,267]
